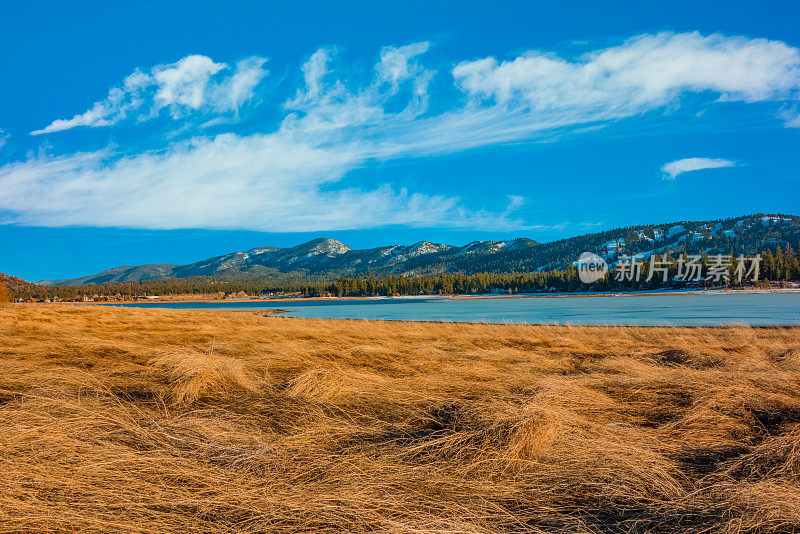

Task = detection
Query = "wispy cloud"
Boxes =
[3,31,800,231]
[449,31,800,144]
[0,128,8,152]
[0,137,526,231]
[30,55,268,135]
[505,195,527,213]
[455,32,800,109]
[779,105,800,127]
[661,157,737,179]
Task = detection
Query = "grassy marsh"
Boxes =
[1,305,799,532]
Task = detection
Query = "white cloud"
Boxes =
[30,74,146,135]
[6,32,800,231]
[152,55,226,114]
[376,42,431,89]
[0,135,520,231]
[3,45,521,231]
[30,55,268,135]
[212,57,270,114]
[661,157,736,179]
[505,195,526,212]
[779,105,800,127]
[0,128,8,152]
[453,32,800,132]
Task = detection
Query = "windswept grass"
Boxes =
[1,305,800,532]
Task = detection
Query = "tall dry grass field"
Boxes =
[1,305,800,532]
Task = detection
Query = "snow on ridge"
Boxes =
[667,225,686,238]
[305,239,352,256]
[457,240,508,256]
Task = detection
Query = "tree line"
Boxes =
[7,246,799,302]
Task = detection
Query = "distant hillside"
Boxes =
[0,273,35,291]
[0,273,35,293]
[39,213,800,286]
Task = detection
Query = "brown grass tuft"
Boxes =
[150,350,263,404]
[286,365,391,403]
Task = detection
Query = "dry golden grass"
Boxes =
[0,282,11,305]
[1,305,800,532]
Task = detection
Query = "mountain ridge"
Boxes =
[39,213,800,286]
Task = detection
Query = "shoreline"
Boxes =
[16,289,799,328]
[5,303,800,329]
[37,286,800,306]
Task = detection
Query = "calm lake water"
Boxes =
[109,293,800,326]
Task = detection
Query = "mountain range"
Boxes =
[39,214,800,286]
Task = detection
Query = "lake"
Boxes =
[108,292,800,326]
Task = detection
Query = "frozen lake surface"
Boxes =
[109,292,800,326]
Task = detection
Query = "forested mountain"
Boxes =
[0,273,36,292]
[39,213,800,286]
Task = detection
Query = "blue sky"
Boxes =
[1,0,799,281]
